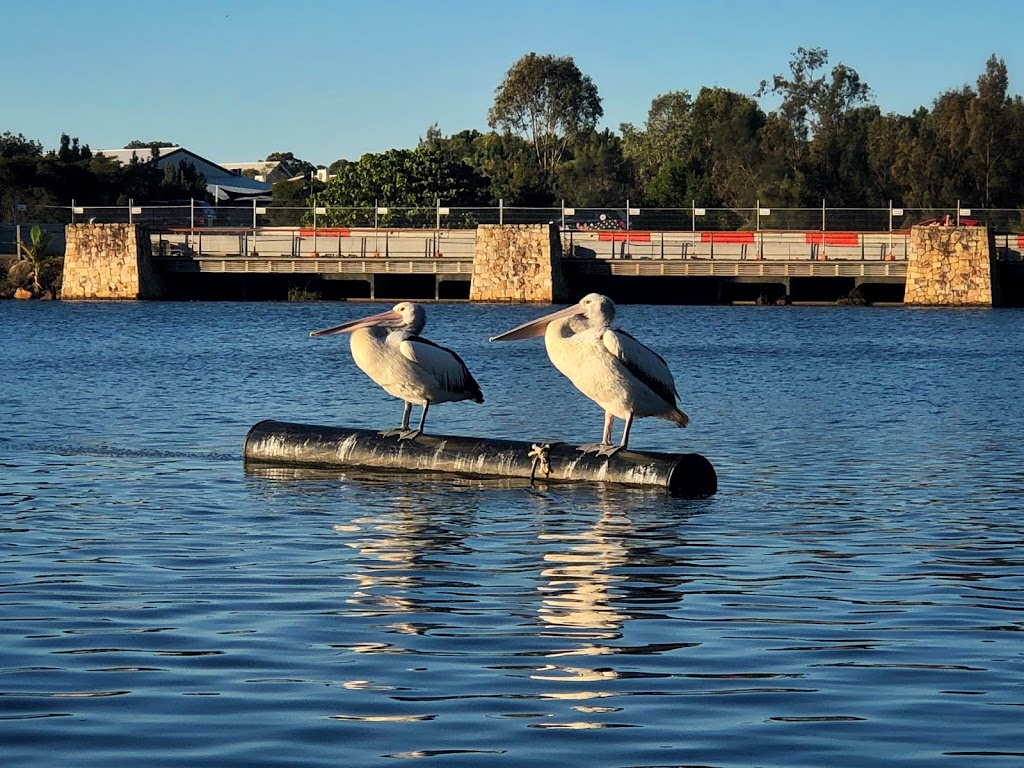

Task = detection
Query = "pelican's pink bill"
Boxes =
[488,303,585,342]
[310,309,404,337]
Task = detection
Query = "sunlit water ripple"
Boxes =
[2,301,1023,767]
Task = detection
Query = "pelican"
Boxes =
[490,293,688,456]
[311,302,483,439]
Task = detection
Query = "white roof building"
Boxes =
[95,146,272,201]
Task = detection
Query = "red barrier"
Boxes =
[700,232,755,244]
[299,227,351,238]
[805,232,859,246]
[597,231,652,242]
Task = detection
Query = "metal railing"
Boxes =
[5,199,1024,233]
[4,200,1023,262]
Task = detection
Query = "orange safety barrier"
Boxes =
[299,227,352,238]
[700,232,756,244]
[805,232,860,246]
[597,231,652,242]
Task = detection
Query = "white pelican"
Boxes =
[490,293,688,455]
[311,302,483,439]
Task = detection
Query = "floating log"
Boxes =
[244,420,717,497]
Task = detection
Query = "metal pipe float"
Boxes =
[244,420,717,497]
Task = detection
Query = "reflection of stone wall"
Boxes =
[904,226,996,306]
[62,224,162,299]
[470,224,567,302]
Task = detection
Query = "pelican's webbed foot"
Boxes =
[378,427,423,441]
[577,442,623,457]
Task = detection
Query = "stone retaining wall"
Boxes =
[62,224,162,299]
[469,224,567,303]
[904,225,996,306]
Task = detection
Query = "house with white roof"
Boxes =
[95,146,272,201]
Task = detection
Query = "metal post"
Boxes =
[499,198,504,226]
[626,198,630,231]
[822,198,826,233]
[888,200,893,259]
[190,198,195,230]
[128,198,134,224]
[435,198,441,259]
[756,199,763,262]
[313,204,317,257]
[956,199,960,226]
[252,199,257,255]
[561,199,565,230]
[14,195,21,257]
[71,198,76,224]
[691,199,696,232]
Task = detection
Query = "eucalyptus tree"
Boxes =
[688,87,766,207]
[966,55,1012,206]
[620,90,693,194]
[866,111,918,205]
[420,126,551,205]
[488,52,602,177]
[553,129,634,207]
[927,86,975,203]
[757,47,872,204]
[758,47,871,140]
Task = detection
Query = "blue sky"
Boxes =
[4,0,1023,167]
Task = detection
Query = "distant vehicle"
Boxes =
[562,211,628,231]
[917,215,979,227]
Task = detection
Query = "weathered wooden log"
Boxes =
[244,420,717,497]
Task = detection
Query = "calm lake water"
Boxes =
[2,300,1023,768]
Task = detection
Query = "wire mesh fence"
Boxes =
[5,200,1024,235]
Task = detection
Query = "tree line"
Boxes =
[0,136,207,221]
[4,49,1024,223]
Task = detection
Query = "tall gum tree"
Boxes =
[488,53,602,177]
[757,47,872,204]
[968,55,1011,206]
[620,91,693,197]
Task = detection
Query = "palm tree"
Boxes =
[17,224,51,295]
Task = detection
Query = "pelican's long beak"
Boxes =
[310,309,403,337]
[489,303,584,342]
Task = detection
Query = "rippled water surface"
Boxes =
[2,301,1023,767]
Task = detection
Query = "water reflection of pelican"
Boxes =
[537,492,631,636]
[337,482,469,624]
[529,486,696,728]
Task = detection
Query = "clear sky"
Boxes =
[3,0,1023,168]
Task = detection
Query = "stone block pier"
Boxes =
[62,223,162,299]
[904,225,999,306]
[469,224,568,303]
